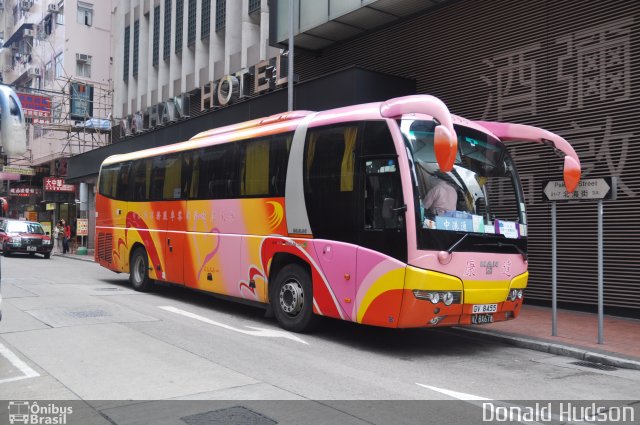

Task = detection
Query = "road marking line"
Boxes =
[416,383,598,425]
[0,342,39,384]
[416,383,489,400]
[158,305,309,345]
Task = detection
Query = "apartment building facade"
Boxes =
[0,0,115,231]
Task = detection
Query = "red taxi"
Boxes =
[0,219,53,259]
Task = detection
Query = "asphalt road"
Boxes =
[1,254,638,424]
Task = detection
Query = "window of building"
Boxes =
[175,0,183,53]
[54,53,64,78]
[43,15,53,36]
[163,0,171,60]
[44,61,53,83]
[133,20,139,78]
[248,0,260,14]
[76,54,91,78]
[152,5,160,67]
[77,1,93,26]
[56,5,65,26]
[215,0,225,32]
[187,0,196,47]
[201,0,210,39]
[123,26,130,82]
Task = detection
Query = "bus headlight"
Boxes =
[507,289,524,302]
[442,292,454,306]
[413,290,461,305]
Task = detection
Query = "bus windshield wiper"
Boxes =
[476,241,528,261]
[447,233,469,253]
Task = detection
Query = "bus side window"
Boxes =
[131,159,152,201]
[99,164,120,199]
[240,137,270,196]
[150,157,167,201]
[115,162,132,201]
[271,133,293,196]
[364,159,403,230]
[162,153,183,200]
[304,124,359,244]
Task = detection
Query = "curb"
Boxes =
[54,254,95,263]
[453,327,640,371]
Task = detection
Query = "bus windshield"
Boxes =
[402,118,527,253]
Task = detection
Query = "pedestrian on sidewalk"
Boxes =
[61,219,71,254]
[54,220,65,255]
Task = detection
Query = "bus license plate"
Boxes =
[27,246,37,252]
[472,304,497,314]
[471,314,493,325]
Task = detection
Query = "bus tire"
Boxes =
[271,263,318,333]
[130,247,153,292]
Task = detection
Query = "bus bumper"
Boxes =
[397,266,528,328]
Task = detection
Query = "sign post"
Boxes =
[542,177,617,345]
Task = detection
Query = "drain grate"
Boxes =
[570,361,618,371]
[181,406,277,425]
[68,309,111,318]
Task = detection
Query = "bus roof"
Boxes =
[100,95,493,167]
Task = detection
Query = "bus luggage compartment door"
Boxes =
[161,200,185,285]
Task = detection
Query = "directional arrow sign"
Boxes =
[542,177,617,202]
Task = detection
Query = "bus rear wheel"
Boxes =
[130,247,153,292]
[271,264,317,333]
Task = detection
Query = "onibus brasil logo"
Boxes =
[8,401,73,424]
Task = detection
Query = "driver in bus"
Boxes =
[423,174,457,217]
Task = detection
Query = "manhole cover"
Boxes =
[68,309,111,318]
[181,406,277,425]
[570,361,617,371]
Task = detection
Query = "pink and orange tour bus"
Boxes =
[95,95,581,332]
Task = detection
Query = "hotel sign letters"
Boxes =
[122,53,289,137]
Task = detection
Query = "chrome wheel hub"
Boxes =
[133,256,145,283]
[279,279,304,316]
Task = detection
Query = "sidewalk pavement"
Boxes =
[455,304,640,370]
[54,251,640,370]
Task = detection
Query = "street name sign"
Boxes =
[542,177,617,202]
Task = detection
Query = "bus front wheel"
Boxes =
[130,247,153,292]
[271,264,317,333]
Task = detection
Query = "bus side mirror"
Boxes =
[563,156,581,193]
[434,125,457,173]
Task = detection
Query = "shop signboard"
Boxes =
[2,166,35,175]
[9,187,42,197]
[16,93,51,124]
[44,177,75,192]
[77,218,89,236]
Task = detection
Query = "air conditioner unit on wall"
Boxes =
[28,66,40,77]
[48,3,59,13]
[76,53,90,63]
[20,0,33,11]
[23,29,35,38]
